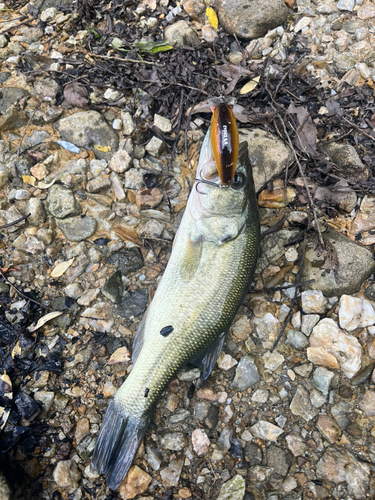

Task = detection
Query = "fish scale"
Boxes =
[91,129,260,490]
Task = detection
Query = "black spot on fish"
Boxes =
[144,388,149,397]
[160,325,173,337]
[187,383,195,399]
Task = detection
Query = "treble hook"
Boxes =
[194,169,229,195]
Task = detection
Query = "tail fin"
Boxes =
[91,399,151,490]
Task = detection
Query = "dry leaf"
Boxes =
[94,145,111,152]
[206,7,218,29]
[107,347,131,365]
[287,103,318,157]
[0,372,12,397]
[64,82,89,108]
[11,342,22,359]
[217,64,254,95]
[240,76,260,95]
[51,258,74,278]
[284,0,295,7]
[38,179,56,189]
[1,265,21,273]
[28,311,63,332]
[22,175,36,186]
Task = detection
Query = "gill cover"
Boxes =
[210,103,239,186]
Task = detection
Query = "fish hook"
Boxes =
[194,169,228,194]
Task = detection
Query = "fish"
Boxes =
[210,102,239,186]
[91,127,260,490]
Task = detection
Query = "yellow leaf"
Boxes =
[51,258,74,278]
[11,342,22,359]
[94,145,111,152]
[240,75,260,95]
[28,311,63,332]
[107,347,131,365]
[22,175,36,186]
[206,7,218,30]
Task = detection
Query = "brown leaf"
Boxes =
[63,82,89,108]
[287,103,318,157]
[216,64,254,95]
[113,225,143,246]
[370,113,375,128]
[1,265,21,273]
[107,347,131,365]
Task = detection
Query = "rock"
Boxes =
[111,172,126,200]
[316,446,370,499]
[106,248,144,274]
[310,388,327,408]
[217,352,238,370]
[56,111,119,160]
[294,363,313,377]
[154,114,172,133]
[307,346,340,370]
[339,295,375,331]
[250,420,283,441]
[205,405,219,429]
[317,415,340,444]
[294,16,311,32]
[116,289,148,318]
[192,429,210,455]
[34,391,54,412]
[336,0,355,11]
[285,330,309,350]
[58,217,97,242]
[136,187,163,209]
[357,2,375,19]
[254,313,280,349]
[301,290,327,314]
[110,150,132,173]
[160,457,184,488]
[309,318,362,378]
[47,185,82,219]
[214,0,288,40]
[248,466,273,484]
[0,106,27,131]
[258,180,296,208]
[312,367,334,396]
[80,301,114,333]
[0,165,9,189]
[302,228,375,297]
[124,168,145,189]
[0,87,29,115]
[260,229,298,269]
[231,356,259,391]
[229,315,251,341]
[266,445,292,477]
[121,111,135,135]
[145,136,165,157]
[251,389,269,403]
[301,314,320,336]
[239,128,292,192]
[141,219,165,238]
[0,471,11,500]
[102,271,123,303]
[164,20,200,47]
[26,198,47,225]
[145,445,162,470]
[76,435,96,461]
[263,351,284,371]
[244,442,262,464]
[53,459,81,492]
[321,142,369,182]
[74,417,90,445]
[216,474,246,500]
[285,434,307,456]
[119,466,152,500]
[331,401,351,430]
[290,385,318,421]
[86,176,112,193]
[359,390,375,416]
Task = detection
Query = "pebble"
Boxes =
[124,168,145,190]
[339,294,375,331]
[136,187,163,209]
[357,2,375,19]
[331,401,351,430]
[154,114,172,133]
[336,0,355,11]
[310,388,327,408]
[34,391,55,412]
[74,418,90,445]
[58,216,97,242]
[217,352,238,370]
[285,330,309,350]
[145,136,165,157]
[312,366,334,395]
[290,385,319,421]
[309,318,362,378]
[53,459,81,492]
[266,444,292,477]
[250,420,284,441]
[231,356,259,390]
[216,474,246,500]
[230,315,251,341]
[301,290,327,314]
[47,185,82,219]
[263,351,284,371]
[359,390,375,416]
[254,313,280,349]
[251,389,269,403]
[160,457,184,488]
[145,446,162,470]
[285,434,307,456]
[160,432,187,451]
[87,176,112,193]
[317,415,340,443]
[119,466,152,500]
[301,314,320,336]
[110,150,132,173]
[192,429,210,455]
[121,111,135,135]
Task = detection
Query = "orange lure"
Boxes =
[210,103,239,186]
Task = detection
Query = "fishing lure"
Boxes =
[210,102,239,186]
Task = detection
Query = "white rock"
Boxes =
[292,311,301,329]
[112,118,123,130]
[278,304,290,322]
[104,88,120,100]
[301,314,320,336]
[217,353,238,371]
[339,295,375,331]
[41,7,57,22]
[285,246,298,262]
[294,17,311,32]
[336,0,355,11]
[254,313,280,349]
[309,318,362,378]
[230,315,251,342]
[252,389,269,403]
[301,290,327,314]
[263,351,284,371]
[250,420,284,441]
[154,113,172,133]
[192,429,210,456]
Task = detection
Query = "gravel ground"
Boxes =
[0,0,375,499]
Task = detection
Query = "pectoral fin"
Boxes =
[179,235,203,281]
[190,331,227,380]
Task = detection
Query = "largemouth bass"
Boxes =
[91,128,260,490]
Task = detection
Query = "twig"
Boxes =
[261,214,288,240]
[274,54,306,100]
[249,279,315,294]
[271,235,307,352]
[89,53,156,66]
[342,117,375,142]
[17,101,42,158]
[278,114,324,247]
[0,267,50,310]
[0,214,30,229]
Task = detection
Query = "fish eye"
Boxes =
[232,172,246,189]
